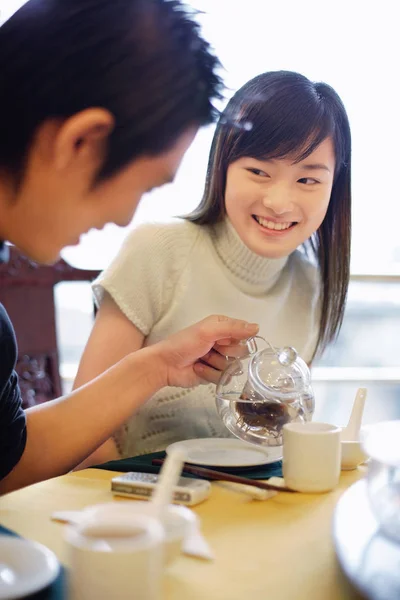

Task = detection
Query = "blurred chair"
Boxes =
[0,246,100,408]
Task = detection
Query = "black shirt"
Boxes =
[0,242,27,480]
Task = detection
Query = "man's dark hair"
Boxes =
[0,0,223,182]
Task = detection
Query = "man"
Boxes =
[0,0,259,494]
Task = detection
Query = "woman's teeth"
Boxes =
[254,216,294,231]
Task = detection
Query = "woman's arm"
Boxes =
[0,315,258,495]
[73,292,146,468]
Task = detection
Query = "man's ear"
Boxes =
[53,108,115,172]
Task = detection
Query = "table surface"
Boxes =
[0,467,367,600]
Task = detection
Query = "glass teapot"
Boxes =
[216,337,315,447]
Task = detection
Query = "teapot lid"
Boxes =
[249,344,310,399]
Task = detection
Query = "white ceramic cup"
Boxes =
[81,501,196,565]
[283,422,341,493]
[66,512,164,600]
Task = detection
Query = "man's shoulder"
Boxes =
[0,303,17,382]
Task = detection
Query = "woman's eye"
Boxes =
[298,177,319,185]
[248,168,269,177]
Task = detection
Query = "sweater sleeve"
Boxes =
[92,222,198,336]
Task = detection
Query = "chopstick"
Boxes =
[152,458,295,493]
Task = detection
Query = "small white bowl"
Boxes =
[339,425,370,470]
[340,439,368,470]
[81,502,196,565]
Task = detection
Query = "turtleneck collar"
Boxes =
[208,219,288,296]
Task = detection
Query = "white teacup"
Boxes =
[283,422,341,493]
[66,512,164,600]
[81,501,196,565]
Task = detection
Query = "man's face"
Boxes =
[2,117,197,263]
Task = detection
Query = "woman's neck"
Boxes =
[209,218,288,296]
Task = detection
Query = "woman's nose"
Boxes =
[262,188,294,214]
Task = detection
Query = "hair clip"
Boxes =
[219,115,253,131]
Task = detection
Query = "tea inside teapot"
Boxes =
[236,401,291,433]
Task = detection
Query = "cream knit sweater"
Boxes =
[93,219,320,457]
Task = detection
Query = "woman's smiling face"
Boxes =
[224,137,336,258]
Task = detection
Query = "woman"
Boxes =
[74,70,351,463]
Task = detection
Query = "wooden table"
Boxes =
[0,467,366,599]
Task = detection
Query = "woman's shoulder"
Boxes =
[120,219,203,260]
[287,249,320,293]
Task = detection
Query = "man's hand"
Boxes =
[152,315,259,388]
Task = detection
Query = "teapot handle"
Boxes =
[241,335,274,356]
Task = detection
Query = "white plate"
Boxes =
[0,536,60,599]
[166,438,282,467]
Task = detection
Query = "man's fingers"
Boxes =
[201,350,232,372]
[193,361,223,385]
[198,315,259,343]
[214,341,251,358]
